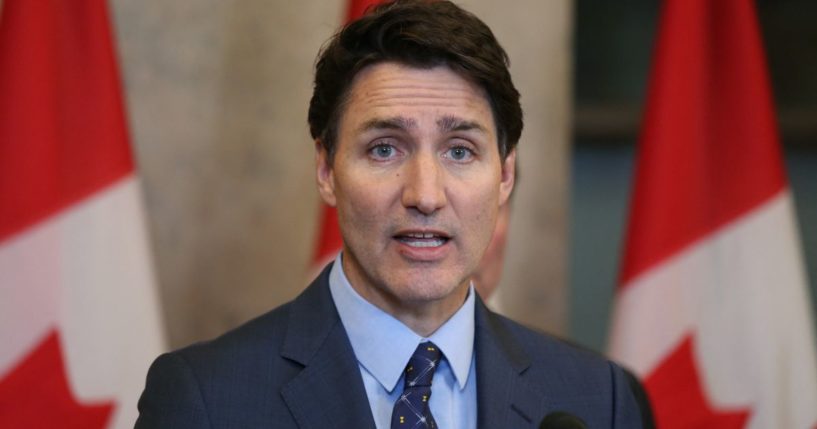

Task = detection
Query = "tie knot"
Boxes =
[404,342,442,388]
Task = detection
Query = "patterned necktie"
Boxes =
[391,342,442,429]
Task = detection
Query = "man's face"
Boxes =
[316,62,515,315]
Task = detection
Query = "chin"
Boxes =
[387,268,469,303]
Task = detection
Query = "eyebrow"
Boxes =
[357,117,417,133]
[436,115,489,134]
[356,115,489,135]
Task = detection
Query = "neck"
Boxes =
[384,286,470,337]
[341,259,470,337]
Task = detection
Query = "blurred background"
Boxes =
[570,0,817,351]
[108,0,816,352]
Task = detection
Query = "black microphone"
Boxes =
[538,411,588,429]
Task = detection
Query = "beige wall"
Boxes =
[112,0,572,349]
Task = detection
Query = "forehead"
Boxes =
[339,62,496,136]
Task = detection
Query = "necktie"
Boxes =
[391,342,442,429]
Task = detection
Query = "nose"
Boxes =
[401,152,447,215]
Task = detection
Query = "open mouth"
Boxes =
[395,232,450,248]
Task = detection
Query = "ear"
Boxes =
[498,149,516,206]
[315,140,337,207]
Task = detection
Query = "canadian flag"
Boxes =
[308,0,382,277]
[609,1,817,428]
[0,1,165,428]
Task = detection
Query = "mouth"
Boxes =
[394,230,451,248]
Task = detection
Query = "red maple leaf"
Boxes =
[0,330,115,428]
[645,334,751,428]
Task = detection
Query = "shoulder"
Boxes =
[482,309,614,376]
[173,300,294,371]
[136,267,340,428]
[135,302,300,428]
[160,262,339,380]
[478,309,647,427]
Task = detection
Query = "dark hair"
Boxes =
[308,0,523,161]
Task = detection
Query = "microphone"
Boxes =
[538,411,588,429]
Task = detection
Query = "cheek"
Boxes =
[456,185,500,251]
[334,174,392,231]
[466,174,501,215]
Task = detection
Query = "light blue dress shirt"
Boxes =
[328,254,478,429]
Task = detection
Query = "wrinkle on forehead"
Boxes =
[360,88,483,109]
[340,63,497,142]
[364,85,478,102]
[349,65,490,108]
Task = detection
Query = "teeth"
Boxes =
[406,232,438,238]
[403,237,446,248]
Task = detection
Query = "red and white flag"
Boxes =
[308,0,382,278]
[609,0,817,428]
[0,1,165,428]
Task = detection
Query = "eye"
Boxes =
[445,146,474,162]
[369,143,398,160]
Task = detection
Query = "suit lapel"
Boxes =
[474,297,546,428]
[279,264,376,429]
[277,266,550,428]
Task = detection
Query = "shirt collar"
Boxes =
[328,253,475,392]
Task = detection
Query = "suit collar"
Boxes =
[328,254,476,392]
[280,263,377,429]
[280,263,339,365]
[474,296,544,428]
[278,263,546,428]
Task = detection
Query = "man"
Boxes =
[135,1,642,428]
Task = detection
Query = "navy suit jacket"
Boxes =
[135,264,643,428]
